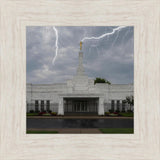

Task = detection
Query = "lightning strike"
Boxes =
[51,26,128,66]
[81,26,127,42]
[52,26,58,65]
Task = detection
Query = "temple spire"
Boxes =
[80,41,83,50]
[76,42,85,76]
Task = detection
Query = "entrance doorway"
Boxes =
[64,98,99,115]
[73,100,88,112]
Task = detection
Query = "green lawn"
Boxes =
[27,113,39,116]
[99,128,133,134]
[27,130,58,134]
[27,129,133,134]
[119,112,133,117]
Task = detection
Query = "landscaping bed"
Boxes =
[27,111,133,117]
[27,111,57,116]
[105,112,133,117]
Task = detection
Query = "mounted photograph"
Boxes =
[26,26,134,134]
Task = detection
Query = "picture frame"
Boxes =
[0,0,160,159]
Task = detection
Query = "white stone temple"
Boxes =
[26,43,134,115]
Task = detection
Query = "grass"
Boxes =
[119,112,133,117]
[27,113,39,116]
[42,113,51,116]
[27,130,58,134]
[27,129,133,134]
[99,128,133,134]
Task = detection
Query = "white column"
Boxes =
[115,100,117,111]
[120,100,122,112]
[58,97,64,115]
[98,97,104,115]
[105,101,109,112]
[50,101,54,112]
[39,100,41,111]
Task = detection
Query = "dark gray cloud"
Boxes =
[26,26,134,84]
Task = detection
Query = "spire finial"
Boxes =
[80,41,83,50]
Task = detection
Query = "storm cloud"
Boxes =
[26,26,134,84]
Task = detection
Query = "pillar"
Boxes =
[120,100,122,112]
[58,97,64,115]
[98,97,104,115]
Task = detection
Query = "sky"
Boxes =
[26,26,134,84]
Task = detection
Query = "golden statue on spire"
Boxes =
[80,41,83,50]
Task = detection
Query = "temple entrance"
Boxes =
[73,100,88,112]
[64,98,99,116]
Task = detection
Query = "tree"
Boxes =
[94,77,111,85]
[125,95,134,111]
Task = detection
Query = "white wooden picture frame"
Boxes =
[0,0,160,159]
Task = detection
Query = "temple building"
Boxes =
[26,43,134,115]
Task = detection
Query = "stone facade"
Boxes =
[26,51,134,115]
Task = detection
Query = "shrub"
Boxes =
[48,110,52,113]
[105,112,110,116]
[29,110,34,113]
[38,111,46,116]
[38,112,43,116]
[115,110,120,113]
[109,109,114,113]
[109,113,119,117]
[51,112,57,116]
[43,113,51,116]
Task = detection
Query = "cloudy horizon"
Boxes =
[26,26,134,84]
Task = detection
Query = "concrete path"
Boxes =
[27,128,102,134]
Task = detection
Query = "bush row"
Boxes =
[108,109,133,113]
[105,111,133,117]
[28,110,57,116]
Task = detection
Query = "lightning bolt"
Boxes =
[81,26,127,42]
[51,26,128,66]
[52,26,58,65]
